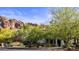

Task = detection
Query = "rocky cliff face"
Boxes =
[0,16,24,29]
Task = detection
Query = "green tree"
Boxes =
[50,8,79,48]
[26,25,44,47]
[0,28,15,47]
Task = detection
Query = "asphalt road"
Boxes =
[0,47,64,51]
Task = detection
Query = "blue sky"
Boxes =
[0,7,52,25]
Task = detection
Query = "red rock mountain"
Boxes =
[0,16,24,29]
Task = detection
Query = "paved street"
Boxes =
[0,47,64,51]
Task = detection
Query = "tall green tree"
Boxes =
[50,8,79,48]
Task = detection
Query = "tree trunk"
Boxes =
[36,43,39,48]
[1,43,5,48]
[55,39,58,47]
[48,39,51,47]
